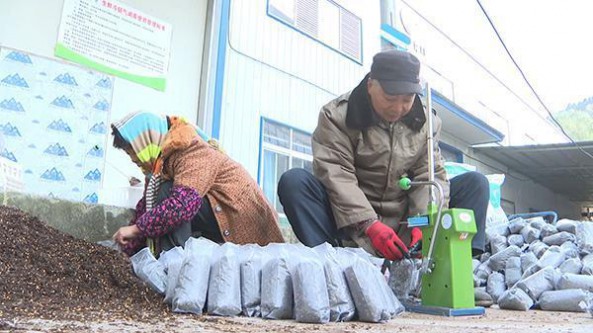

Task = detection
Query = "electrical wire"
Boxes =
[399,0,555,130]
[475,0,593,160]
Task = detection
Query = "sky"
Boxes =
[404,0,593,113]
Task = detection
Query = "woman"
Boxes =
[111,111,284,256]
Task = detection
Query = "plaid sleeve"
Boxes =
[135,185,202,238]
[130,196,147,225]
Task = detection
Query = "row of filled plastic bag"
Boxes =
[130,238,405,323]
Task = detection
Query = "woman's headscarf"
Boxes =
[111,111,214,210]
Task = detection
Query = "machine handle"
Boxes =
[399,177,412,191]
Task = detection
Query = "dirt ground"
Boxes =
[1,206,592,332]
[0,206,168,321]
[2,308,592,333]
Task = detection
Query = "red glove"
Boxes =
[365,221,408,261]
[409,227,422,248]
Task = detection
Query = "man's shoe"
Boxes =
[475,287,494,307]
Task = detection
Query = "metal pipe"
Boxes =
[507,211,558,225]
[407,179,445,274]
[426,83,435,203]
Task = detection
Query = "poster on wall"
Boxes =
[0,47,113,204]
[55,0,172,91]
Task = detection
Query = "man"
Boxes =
[277,50,489,261]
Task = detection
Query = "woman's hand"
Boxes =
[112,225,142,246]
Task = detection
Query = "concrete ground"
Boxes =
[3,308,592,333]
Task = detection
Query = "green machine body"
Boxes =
[420,204,477,308]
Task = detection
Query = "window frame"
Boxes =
[258,117,313,215]
[439,142,464,163]
[266,0,363,64]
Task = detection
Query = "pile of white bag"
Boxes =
[475,217,593,312]
[130,238,405,323]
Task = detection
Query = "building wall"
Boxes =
[0,0,208,206]
[219,0,382,178]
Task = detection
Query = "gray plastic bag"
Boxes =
[508,218,526,234]
[542,232,576,246]
[521,264,541,280]
[521,226,540,244]
[498,288,533,311]
[556,219,578,234]
[576,222,593,255]
[158,246,184,268]
[261,255,293,319]
[475,287,493,304]
[581,254,593,275]
[474,274,485,288]
[472,259,481,273]
[131,247,167,294]
[389,258,417,300]
[529,241,549,258]
[505,257,522,288]
[314,244,356,322]
[489,234,508,254]
[164,260,183,304]
[172,237,219,314]
[539,289,591,312]
[344,259,390,323]
[486,223,510,240]
[536,246,566,269]
[208,243,242,316]
[376,267,405,318]
[240,245,268,317]
[480,252,491,263]
[507,234,525,247]
[560,242,580,259]
[527,217,546,230]
[488,245,521,272]
[520,252,538,272]
[539,224,558,239]
[559,258,583,275]
[292,257,330,323]
[515,266,556,301]
[159,246,184,304]
[486,272,506,303]
[475,261,493,281]
[557,273,593,291]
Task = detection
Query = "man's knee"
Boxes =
[278,168,312,199]
[456,171,489,195]
[463,171,488,186]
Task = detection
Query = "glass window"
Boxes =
[293,157,313,173]
[260,119,313,215]
[264,121,290,148]
[439,143,463,163]
[292,130,312,155]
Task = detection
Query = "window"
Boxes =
[268,0,362,63]
[260,118,313,214]
[439,142,463,163]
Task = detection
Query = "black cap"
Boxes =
[370,50,422,95]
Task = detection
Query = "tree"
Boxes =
[555,98,593,141]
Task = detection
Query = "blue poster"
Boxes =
[0,47,113,203]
